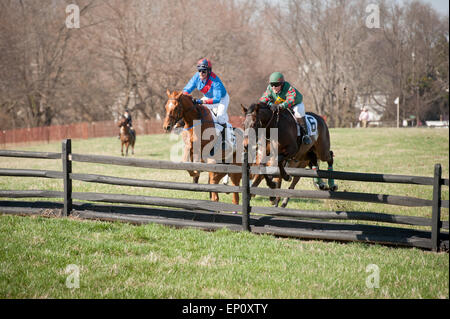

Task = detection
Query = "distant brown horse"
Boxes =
[242,101,337,207]
[163,90,242,206]
[118,116,135,156]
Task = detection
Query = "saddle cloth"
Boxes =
[287,110,318,138]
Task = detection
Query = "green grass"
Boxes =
[0,128,449,298]
[0,215,448,298]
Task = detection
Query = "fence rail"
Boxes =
[0,139,448,251]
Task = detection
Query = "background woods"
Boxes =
[0,0,448,130]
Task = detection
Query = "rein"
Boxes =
[245,105,279,141]
[169,97,215,131]
[264,108,278,129]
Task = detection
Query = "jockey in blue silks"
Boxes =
[182,58,234,151]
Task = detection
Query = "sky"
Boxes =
[267,0,449,15]
[397,0,449,14]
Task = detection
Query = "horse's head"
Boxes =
[163,90,185,132]
[118,115,127,127]
[241,102,274,149]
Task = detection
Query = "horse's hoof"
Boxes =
[329,184,338,191]
[267,181,276,189]
[314,183,326,190]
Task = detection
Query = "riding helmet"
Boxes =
[269,72,285,84]
[197,58,212,72]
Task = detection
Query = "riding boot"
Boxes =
[297,117,311,145]
[225,125,235,152]
[221,124,235,152]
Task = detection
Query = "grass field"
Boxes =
[0,127,449,298]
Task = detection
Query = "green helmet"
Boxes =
[269,72,285,84]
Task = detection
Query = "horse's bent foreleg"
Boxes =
[251,174,263,188]
[249,174,263,198]
[270,177,283,207]
[278,158,290,182]
[263,175,276,189]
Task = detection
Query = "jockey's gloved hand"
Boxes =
[194,99,203,105]
[269,103,278,113]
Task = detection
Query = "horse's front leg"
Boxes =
[270,177,283,207]
[230,173,242,208]
[121,142,124,156]
[280,176,301,208]
[277,154,292,182]
[209,172,223,204]
[249,174,263,198]
[263,175,276,189]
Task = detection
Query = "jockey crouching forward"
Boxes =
[260,72,312,145]
[182,58,235,152]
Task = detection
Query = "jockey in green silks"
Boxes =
[259,72,312,145]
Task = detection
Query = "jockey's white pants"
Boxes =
[291,102,310,135]
[292,102,306,118]
[201,94,234,145]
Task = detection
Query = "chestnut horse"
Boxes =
[242,101,337,208]
[118,116,135,156]
[163,90,242,205]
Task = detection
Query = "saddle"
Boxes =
[285,109,316,147]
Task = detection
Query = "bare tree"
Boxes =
[0,0,447,130]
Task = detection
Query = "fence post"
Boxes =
[62,139,72,217]
[241,149,251,231]
[431,163,442,252]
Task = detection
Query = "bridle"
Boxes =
[167,98,184,124]
[250,104,278,129]
[167,96,206,130]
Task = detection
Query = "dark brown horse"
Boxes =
[118,116,135,156]
[242,101,337,207]
[163,90,242,206]
[242,102,299,182]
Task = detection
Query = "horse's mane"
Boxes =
[247,101,269,114]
